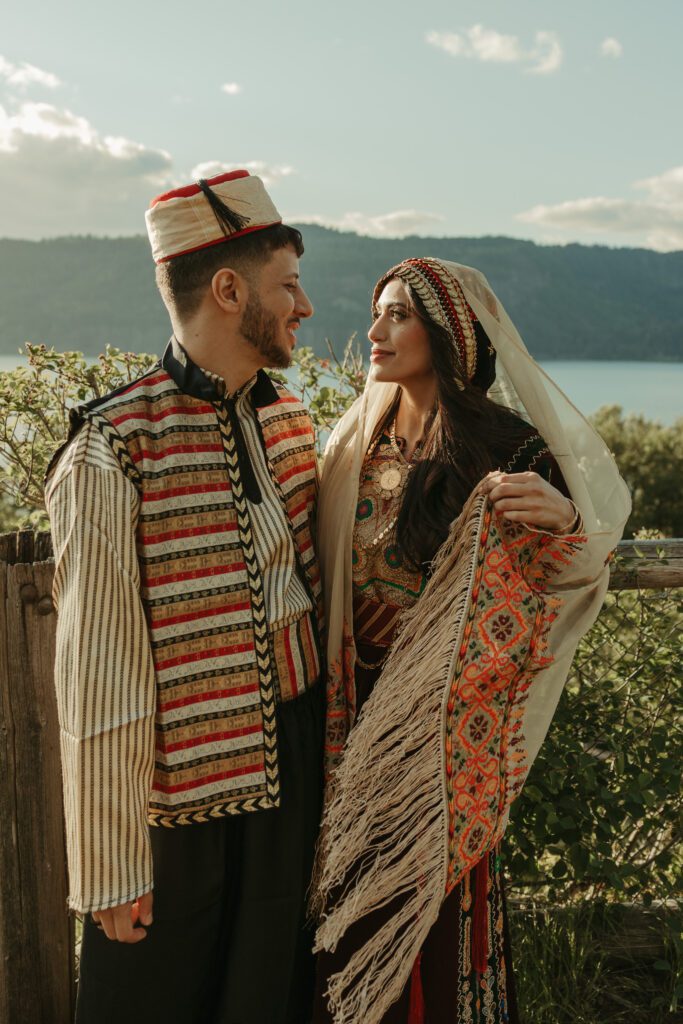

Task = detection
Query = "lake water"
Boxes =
[0,355,681,425]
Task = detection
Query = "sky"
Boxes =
[1,0,682,250]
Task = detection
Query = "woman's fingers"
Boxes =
[479,471,574,530]
[481,472,543,501]
[490,497,541,513]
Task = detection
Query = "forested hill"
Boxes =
[0,227,681,361]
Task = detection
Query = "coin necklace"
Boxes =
[359,415,423,550]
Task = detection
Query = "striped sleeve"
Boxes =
[46,423,156,914]
[239,399,313,630]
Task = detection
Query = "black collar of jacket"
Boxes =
[161,335,280,408]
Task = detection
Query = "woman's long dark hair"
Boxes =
[395,287,533,569]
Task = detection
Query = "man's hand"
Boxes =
[92,891,153,944]
[480,471,576,533]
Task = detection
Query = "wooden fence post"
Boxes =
[0,531,74,1024]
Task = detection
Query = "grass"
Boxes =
[508,900,683,1024]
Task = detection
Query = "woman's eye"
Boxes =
[371,308,406,323]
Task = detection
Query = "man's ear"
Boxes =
[211,267,248,314]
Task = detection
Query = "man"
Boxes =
[46,170,324,1024]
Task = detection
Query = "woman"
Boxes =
[312,258,630,1024]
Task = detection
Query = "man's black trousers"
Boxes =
[75,684,324,1024]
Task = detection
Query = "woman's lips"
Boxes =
[370,349,394,362]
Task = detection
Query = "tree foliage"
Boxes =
[1,230,683,360]
[0,344,157,530]
[591,405,683,538]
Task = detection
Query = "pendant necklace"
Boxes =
[360,414,424,549]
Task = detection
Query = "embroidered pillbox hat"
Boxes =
[145,169,282,263]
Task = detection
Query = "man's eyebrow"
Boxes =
[284,272,300,280]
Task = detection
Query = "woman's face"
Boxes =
[368,279,434,386]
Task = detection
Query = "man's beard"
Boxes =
[241,294,291,369]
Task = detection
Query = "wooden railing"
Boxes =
[1,532,682,1024]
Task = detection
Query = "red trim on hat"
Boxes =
[156,219,283,263]
[150,169,250,208]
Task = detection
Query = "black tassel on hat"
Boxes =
[196,179,250,236]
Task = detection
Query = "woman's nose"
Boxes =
[368,319,384,343]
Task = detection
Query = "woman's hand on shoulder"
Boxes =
[479,471,578,533]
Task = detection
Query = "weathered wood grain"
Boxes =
[609,539,683,590]
[0,557,74,1023]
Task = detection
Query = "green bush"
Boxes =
[0,344,157,531]
[506,585,682,904]
[591,406,683,538]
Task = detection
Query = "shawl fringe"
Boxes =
[313,492,487,1024]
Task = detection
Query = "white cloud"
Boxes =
[636,165,683,203]
[600,37,623,58]
[191,159,294,187]
[530,31,563,75]
[0,98,173,237]
[426,27,521,63]
[221,82,242,95]
[0,55,61,89]
[426,25,562,75]
[0,57,300,238]
[517,166,683,251]
[294,209,444,238]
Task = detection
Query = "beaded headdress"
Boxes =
[372,257,485,383]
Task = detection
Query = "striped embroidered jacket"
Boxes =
[48,338,323,846]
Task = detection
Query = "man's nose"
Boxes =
[296,287,314,319]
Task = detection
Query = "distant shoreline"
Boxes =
[1,230,681,361]
[1,356,681,425]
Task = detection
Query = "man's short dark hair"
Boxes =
[155,223,304,319]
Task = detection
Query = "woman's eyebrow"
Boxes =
[377,301,410,311]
